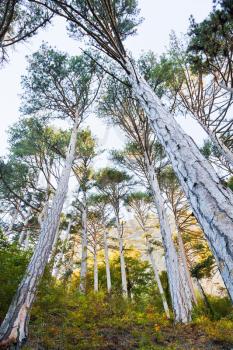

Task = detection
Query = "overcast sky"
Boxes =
[0,0,213,157]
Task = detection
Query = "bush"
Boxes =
[0,233,30,320]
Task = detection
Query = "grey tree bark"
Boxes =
[18,209,32,247]
[127,60,233,302]
[79,194,88,294]
[52,219,73,278]
[5,204,19,237]
[0,115,80,348]
[38,171,52,228]
[23,231,30,251]
[116,216,128,297]
[50,219,61,256]
[93,247,98,292]
[145,235,170,319]
[103,231,111,292]
[145,155,193,322]
[177,228,197,305]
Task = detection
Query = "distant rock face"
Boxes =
[121,216,226,297]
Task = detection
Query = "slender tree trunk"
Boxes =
[6,204,19,237]
[23,231,30,251]
[127,60,233,302]
[145,236,170,319]
[176,228,197,305]
[0,115,80,348]
[79,194,88,294]
[125,264,133,299]
[18,209,32,247]
[38,161,56,230]
[18,230,26,247]
[51,220,61,255]
[103,231,111,292]
[198,118,233,169]
[145,154,193,322]
[38,201,50,228]
[116,216,128,297]
[53,220,73,278]
[194,277,205,300]
[48,219,62,265]
[196,278,215,316]
[93,247,98,292]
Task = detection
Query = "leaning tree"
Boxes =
[0,157,41,244]
[6,117,71,247]
[145,34,233,168]
[100,79,194,321]
[125,191,170,319]
[0,47,100,347]
[30,0,233,303]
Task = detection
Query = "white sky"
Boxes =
[0,0,212,158]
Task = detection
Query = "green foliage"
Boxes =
[95,167,131,186]
[21,45,98,120]
[96,252,158,300]
[194,315,233,344]
[0,233,30,320]
[188,0,233,71]
[0,244,232,349]
[200,140,222,160]
[72,128,98,197]
[28,279,233,349]
[191,255,215,279]
[8,117,69,160]
[193,295,233,320]
[0,158,31,197]
[138,50,185,98]
[94,167,134,212]
[0,1,50,62]
[76,129,97,160]
[125,191,152,206]
[227,176,233,191]
[67,0,142,42]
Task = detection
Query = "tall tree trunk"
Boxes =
[116,216,128,297]
[176,228,197,305]
[6,203,19,237]
[194,277,205,300]
[79,194,88,294]
[18,209,32,247]
[145,235,170,319]
[38,173,52,228]
[38,201,50,228]
[23,231,30,251]
[127,61,233,302]
[196,278,215,316]
[51,220,61,255]
[53,220,73,278]
[103,231,111,292]
[145,154,193,322]
[93,247,98,292]
[0,115,80,348]
[48,219,62,265]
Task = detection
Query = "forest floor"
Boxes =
[26,319,233,350]
[24,290,233,350]
[1,250,232,350]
